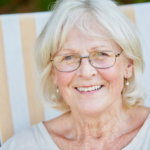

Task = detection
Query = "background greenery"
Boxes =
[0,0,150,14]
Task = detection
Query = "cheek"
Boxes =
[56,72,72,86]
[55,71,74,96]
[99,65,124,94]
[55,71,78,107]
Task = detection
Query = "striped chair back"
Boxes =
[0,3,150,145]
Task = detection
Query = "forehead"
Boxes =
[60,26,120,53]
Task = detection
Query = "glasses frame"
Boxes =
[50,50,123,72]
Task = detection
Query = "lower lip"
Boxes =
[75,86,103,94]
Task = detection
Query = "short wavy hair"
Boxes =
[35,0,145,111]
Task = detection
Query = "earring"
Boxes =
[126,77,129,86]
[56,87,59,93]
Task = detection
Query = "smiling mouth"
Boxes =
[76,85,103,92]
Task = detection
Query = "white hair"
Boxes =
[35,0,145,111]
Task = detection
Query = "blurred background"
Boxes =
[0,0,150,14]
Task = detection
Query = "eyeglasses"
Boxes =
[50,50,123,72]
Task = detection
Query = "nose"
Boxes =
[77,57,97,79]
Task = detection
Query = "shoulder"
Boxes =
[130,105,150,117]
[122,106,150,150]
[136,106,150,127]
[134,106,150,118]
[129,106,150,129]
[0,123,44,150]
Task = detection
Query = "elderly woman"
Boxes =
[1,0,150,150]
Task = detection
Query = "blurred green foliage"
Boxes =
[0,0,10,6]
[0,0,150,14]
[37,0,56,11]
[116,0,150,4]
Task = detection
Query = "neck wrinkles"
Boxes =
[69,99,130,142]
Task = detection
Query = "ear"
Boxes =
[52,67,58,85]
[124,59,133,79]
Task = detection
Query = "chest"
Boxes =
[52,132,138,150]
[50,119,142,150]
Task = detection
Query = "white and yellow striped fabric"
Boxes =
[0,3,150,145]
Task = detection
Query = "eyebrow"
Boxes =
[58,49,78,55]
[60,49,76,52]
[57,44,109,56]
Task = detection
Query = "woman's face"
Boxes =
[53,27,132,115]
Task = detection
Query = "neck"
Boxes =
[69,99,131,141]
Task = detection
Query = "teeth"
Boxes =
[77,85,102,92]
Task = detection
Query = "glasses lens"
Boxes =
[54,54,80,72]
[90,51,115,68]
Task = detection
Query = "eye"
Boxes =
[97,52,108,57]
[63,55,73,60]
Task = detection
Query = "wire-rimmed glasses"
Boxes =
[50,50,123,72]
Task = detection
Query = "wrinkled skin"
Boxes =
[44,27,150,150]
